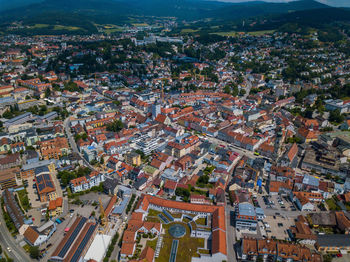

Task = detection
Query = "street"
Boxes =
[0,208,33,262]
[205,136,259,159]
[63,117,95,170]
[225,200,237,262]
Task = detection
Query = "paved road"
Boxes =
[242,75,252,100]
[63,117,95,170]
[205,136,259,159]
[110,190,139,261]
[225,200,237,262]
[0,209,33,262]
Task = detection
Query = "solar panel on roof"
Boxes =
[44,173,50,180]
[70,224,97,262]
[38,184,44,192]
[47,182,53,188]
[58,217,87,258]
[37,175,43,183]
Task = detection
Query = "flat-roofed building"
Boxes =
[235,202,258,231]
[83,234,112,262]
[316,234,350,253]
[0,167,20,189]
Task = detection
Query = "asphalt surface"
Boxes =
[225,202,237,262]
[0,209,33,262]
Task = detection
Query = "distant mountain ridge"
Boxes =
[2,0,350,35]
[0,0,330,22]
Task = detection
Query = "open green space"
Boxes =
[29,24,81,31]
[148,222,203,262]
[145,209,204,262]
[132,23,149,27]
[181,28,199,34]
[17,189,31,211]
[53,25,81,31]
[195,217,206,226]
[325,198,341,211]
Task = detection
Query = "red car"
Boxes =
[337,253,342,257]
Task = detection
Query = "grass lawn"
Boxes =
[153,222,204,262]
[146,238,157,250]
[326,198,341,211]
[31,24,49,28]
[145,216,161,223]
[198,248,210,254]
[171,213,183,219]
[147,209,163,217]
[195,217,206,226]
[132,23,149,27]
[23,244,31,253]
[181,29,198,34]
[211,31,237,37]
[104,28,123,34]
[248,30,275,36]
[17,189,31,211]
[53,25,81,31]
[183,217,191,223]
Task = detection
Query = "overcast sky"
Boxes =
[218,0,350,7]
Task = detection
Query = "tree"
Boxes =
[45,88,51,98]
[232,86,239,97]
[106,120,124,132]
[224,86,231,94]
[29,246,40,259]
[329,109,344,124]
[239,89,246,96]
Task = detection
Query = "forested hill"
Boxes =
[2,0,350,35]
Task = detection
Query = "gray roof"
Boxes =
[238,202,256,217]
[5,112,32,124]
[134,177,147,190]
[311,213,336,226]
[317,234,350,247]
[22,159,56,171]
[35,166,50,175]
[303,175,319,187]
[255,207,264,216]
[112,196,130,215]
[40,111,58,120]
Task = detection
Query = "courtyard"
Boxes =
[145,210,207,262]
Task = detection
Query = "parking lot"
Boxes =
[255,194,297,212]
[264,215,295,241]
[42,202,99,261]
[78,192,111,208]
[26,177,45,208]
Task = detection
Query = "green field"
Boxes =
[132,23,149,27]
[181,28,199,34]
[31,24,49,28]
[29,24,81,31]
[53,25,81,31]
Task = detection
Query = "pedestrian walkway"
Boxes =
[155,235,163,257]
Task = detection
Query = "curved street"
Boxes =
[0,208,33,262]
